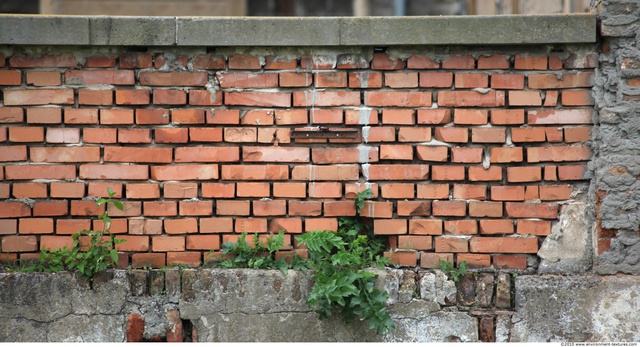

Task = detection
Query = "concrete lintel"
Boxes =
[0,14,596,47]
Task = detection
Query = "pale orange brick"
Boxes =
[409,219,443,235]
[373,219,407,235]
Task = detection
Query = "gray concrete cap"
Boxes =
[0,14,596,46]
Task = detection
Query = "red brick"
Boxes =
[367,164,429,180]
[4,89,73,106]
[562,90,594,106]
[442,55,475,69]
[313,71,347,88]
[164,218,198,234]
[6,165,76,180]
[431,165,465,181]
[359,201,393,218]
[479,219,514,235]
[56,219,90,235]
[509,90,542,106]
[117,128,151,143]
[469,201,502,217]
[270,182,305,198]
[451,147,483,163]
[305,218,339,232]
[491,109,524,125]
[12,183,47,198]
[235,182,269,198]
[10,54,77,68]
[511,127,545,142]
[65,70,134,85]
[26,71,60,86]
[115,90,150,105]
[454,109,488,125]
[407,55,439,69]
[226,92,291,107]
[558,164,586,180]
[229,54,261,69]
[143,201,177,217]
[564,126,592,143]
[127,183,160,199]
[491,74,525,89]
[380,183,414,199]
[309,109,343,124]
[51,182,85,198]
[136,109,169,125]
[385,72,418,88]
[40,235,74,251]
[444,220,477,235]
[215,200,249,216]
[222,165,288,181]
[439,90,504,107]
[140,72,207,86]
[164,182,198,199]
[291,164,358,181]
[218,72,278,88]
[420,252,454,269]
[491,186,525,201]
[151,164,218,181]
[192,54,225,69]
[153,89,187,105]
[382,109,415,125]
[289,201,322,216]
[1,235,38,252]
[527,146,591,163]
[344,183,379,199]
[397,201,431,216]
[104,147,171,164]
[308,182,342,198]
[514,54,547,70]
[432,200,466,216]
[336,53,369,69]
[433,127,468,143]
[478,54,510,69]
[64,108,98,124]
[398,127,431,142]
[113,235,149,252]
[242,110,275,125]
[84,56,116,68]
[366,91,431,107]
[19,218,54,234]
[79,164,148,180]
[565,53,598,69]
[471,127,506,143]
[435,237,468,253]
[9,126,44,143]
[452,184,486,200]
[186,235,220,251]
[152,236,185,252]
[119,53,152,68]
[324,201,357,217]
[470,236,538,253]
[458,254,491,268]
[373,219,407,235]
[155,128,188,144]
[540,184,573,200]
[189,90,223,106]
[0,108,24,123]
[397,235,432,250]
[380,144,413,160]
[293,91,359,107]
[31,147,100,163]
[312,147,376,164]
[199,217,233,233]
[545,90,559,106]
[0,145,27,161]
[528,72,593,89]
[348,71,382,88]
[493,255,528,270]
[490,147,523,163]
[408,219,443,235]
[372,53,404,70]
[505,202,558,219]
[264,55,297,69]
[46,128,80,143]
[26,108,62,124]
[517,220,551,236]
[455,73,488,88]
[417,109,451,125]
[99,109,133,125]
[419,72,453,88]
[507,167,542,183]
[33,201,68,216]
[131,253,165,269]
[170,110,204,125]
[416,146,448,162]
[384,251,417,267]
[175,146,239,163]
[280,72,313,87]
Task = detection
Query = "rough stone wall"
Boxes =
[592,0,640,274]
[0,269,506,342]
[0,45,595,272]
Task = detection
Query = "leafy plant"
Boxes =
[20,188,126,280]
[297,188,394,335]
[439,259,467,282]
[208,230,307,274]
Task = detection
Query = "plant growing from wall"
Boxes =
[297,189,394,335]
[439,259,467,283]
[209,230,307,274]
[18,188,126,281]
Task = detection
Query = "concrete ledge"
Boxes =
[0,14,596,46]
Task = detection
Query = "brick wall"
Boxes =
[0,47,594,270]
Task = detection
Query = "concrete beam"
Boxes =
[0,14,596,46]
